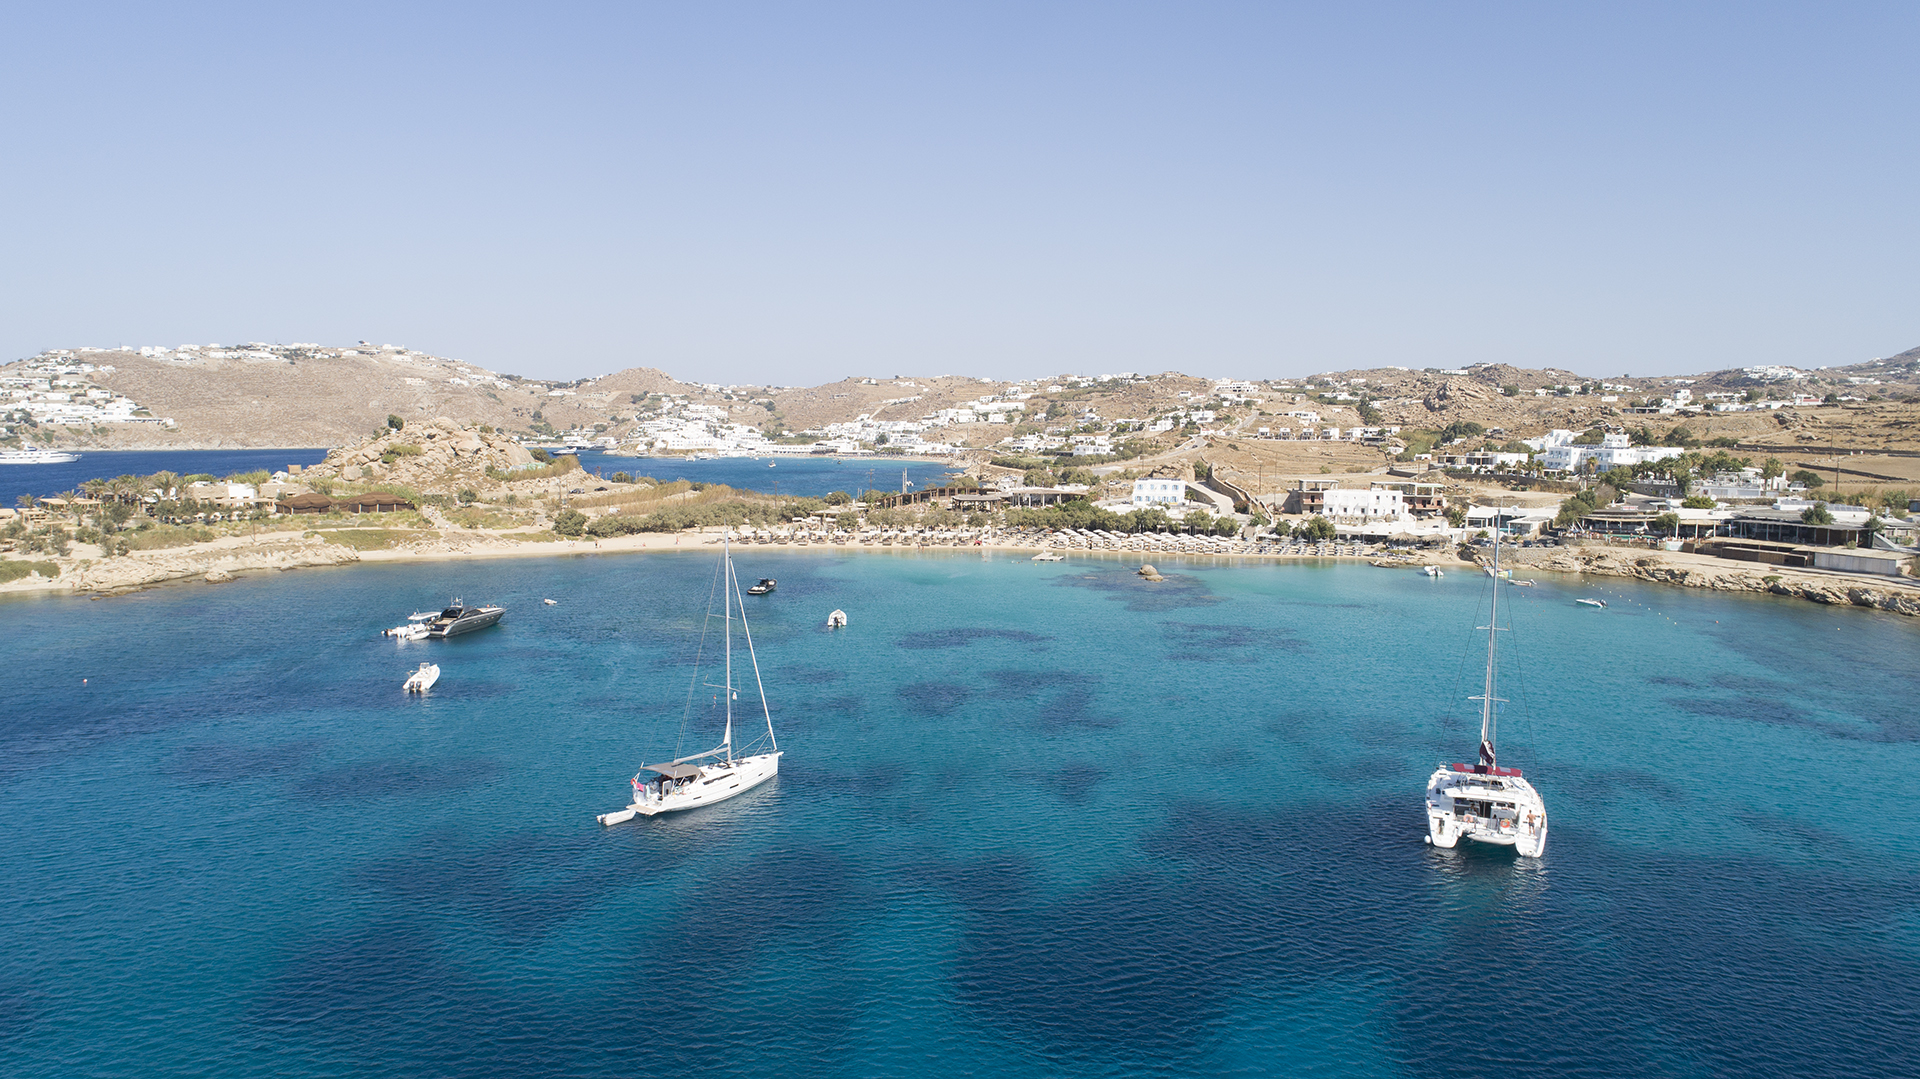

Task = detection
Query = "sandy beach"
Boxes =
[5,523,1916,616]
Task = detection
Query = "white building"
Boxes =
[1529,431,1685,472]
[1131,478,1188,507]
[1321,488,1405,522]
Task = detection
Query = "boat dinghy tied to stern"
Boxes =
[1425,511,1549,858]
[598,533,782,825]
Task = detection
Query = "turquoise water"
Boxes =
[2,554,1916,1076]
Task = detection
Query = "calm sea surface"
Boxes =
[0,449,329,504]
[2,450,953,504]
[571,452,961,498]
[2,554,1915,1077]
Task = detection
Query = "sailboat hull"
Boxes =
[619,751,781,819]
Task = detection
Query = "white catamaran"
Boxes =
[1424,517,1549,857]
[597,534,782,825]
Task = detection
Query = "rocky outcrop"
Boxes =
[304,418,551,498]
[21,537,365,594]
[1423,379,1497,413]
[1481,546,1920,616]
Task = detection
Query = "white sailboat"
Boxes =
[1425,519,1548,857]
[597,533,782,825]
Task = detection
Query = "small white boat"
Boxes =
[826,609,848,628]
[543,598,557,606]
[384,611,434,639]
[403,662,440,693]
[1423,566,1443,577]
[1510,579,1534,587]
[1031,551,1064,562]
[1576,598,1607,608]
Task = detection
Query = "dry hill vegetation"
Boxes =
[8,342,1919,483]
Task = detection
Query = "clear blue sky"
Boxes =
[2,2,1914,384]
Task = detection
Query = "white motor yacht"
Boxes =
[1425,517,1548,858]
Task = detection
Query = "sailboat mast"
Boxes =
[1479,511,1501,768]
[723,532,734,763]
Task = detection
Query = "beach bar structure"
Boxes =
[275,493,335,514]
[334,492,416,514]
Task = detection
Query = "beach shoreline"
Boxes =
[5,525,1916,615]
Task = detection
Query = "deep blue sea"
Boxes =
[3,554,1916,1077]
[3,451,955,504]
[0,449,329,504]
[572,452,961,498]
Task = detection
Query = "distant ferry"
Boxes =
[0,448,80,464]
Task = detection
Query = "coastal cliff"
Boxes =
[1479,546,1920,616]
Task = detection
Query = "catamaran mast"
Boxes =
[1475,511,1503,768]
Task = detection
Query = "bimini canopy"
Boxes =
[641,762,704,779]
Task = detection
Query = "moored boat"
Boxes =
[425,600,504,638]
[746,578,776,595]
[384,611,436,639]
[598,533,782,824]
[1425,515,1549,858]
[403,662,440,693]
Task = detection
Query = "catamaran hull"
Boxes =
[1426,768,1548,858]
[1427,817,1548,857]
[600,752,782,823]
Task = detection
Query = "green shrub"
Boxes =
[313,529,431,551]
[0,560,60,583]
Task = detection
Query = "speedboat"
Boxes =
[746,578,776,595]
[425,600,505,638]
[1576,598,1606,608]
[403,662,440,692]
[826,609,848,628]
[384,611,436,639]
[1423,566,1443,577]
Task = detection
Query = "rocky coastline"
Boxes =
[1472,544,1920,617]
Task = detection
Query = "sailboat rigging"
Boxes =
[597,533,783,824]
[1424,511,1549,857]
